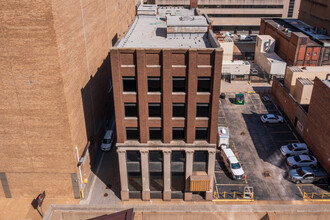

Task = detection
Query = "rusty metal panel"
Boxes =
[189,174,210,192]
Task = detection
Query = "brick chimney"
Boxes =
[190,0,198,9]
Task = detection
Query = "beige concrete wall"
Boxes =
[284,66,330,94]
[49,210,330,220]
[293,79,313,105]
[219,41,233,61]
[157,0,301,26]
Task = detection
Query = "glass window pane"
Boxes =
[173,77,186,92]
[126,127,139,140]
[193,151,208,172]
[196,103,209,117]
[173,103,185,117]
[195,127,208,140]
[149,127,162,140]
[124,103,138,117]
[197,77,211,92]
[148,77,161,92]
[148,103,161,117]
[126,151,140,162]
[128,172,142,191]
[123,77,136,92]
[149,151,163,162]
[172,127,185,140]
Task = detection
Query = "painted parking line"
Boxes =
[297,184,330,187]
[276,140,299,142]
[216,184,247,186]
[296,185,304,197]
[270,131,296,134]
[215,171,225,173]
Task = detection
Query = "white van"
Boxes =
[220,148,244,180]
[218,126,229,149]
[101,130,114,151]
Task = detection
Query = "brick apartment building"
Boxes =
[0,0,136,199]
[154,0,301,34]
[260,18,330,66]
[110,5,222,201]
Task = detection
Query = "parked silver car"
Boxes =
[286,155,317,168]
[289,167,328,184]
[280,143,309,156]
[260,114,283,123]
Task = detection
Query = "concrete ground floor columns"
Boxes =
[116,144,216,201]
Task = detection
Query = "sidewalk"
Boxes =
[220,80,271,93]
[0,198,78,220]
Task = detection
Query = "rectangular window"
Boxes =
[126,127,139,140]
[173,77,186,92]
[148,77,161,92]
[172,103,185,117]
[197,77,211,92]
[122,77,136,92]
[207,14,283,18]
[173,127,185,140]
[124,103,138,117]
[196,103,210,117]
[193,151,208,172]
[195,127,208,140]
[149,127,162,140]
[148,103,161,117]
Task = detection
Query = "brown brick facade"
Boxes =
[260,19,328,66]
[272,77,330,174]
[303,78,330,174]
[299,0,330,35]
[111,48,222,144]
[111,46,222,201]
[0,0,136,198]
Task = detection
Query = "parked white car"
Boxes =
[280,143,309,157]
[260,114,283,123]
[101,130,114,151]
[286,155,317,168]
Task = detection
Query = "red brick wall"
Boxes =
[111,48,222,145]
[271,78,298,125]
[303,78,330,174]
[260,19,321,66]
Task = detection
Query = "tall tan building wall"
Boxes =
[156,0,301,27]
[0,0,136,198]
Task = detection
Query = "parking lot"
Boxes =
[215,92,330,200]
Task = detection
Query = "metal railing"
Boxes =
[303,192,330,201]
[213,191,254,200]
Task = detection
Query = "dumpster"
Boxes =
[218,126,229,149]
[235,93,245,105]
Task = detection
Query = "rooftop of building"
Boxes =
[288,65,330,73]
[322,79,330,88]
[263,52,285,64]
[297,78,314,86]
[117,5,218,49]
[263,18,330,46]
[222,60,250,65]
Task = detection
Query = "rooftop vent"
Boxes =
[179,16,194,21]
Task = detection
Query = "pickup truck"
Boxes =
[289,167,328,184]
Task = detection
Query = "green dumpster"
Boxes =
[235,93,245,105]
